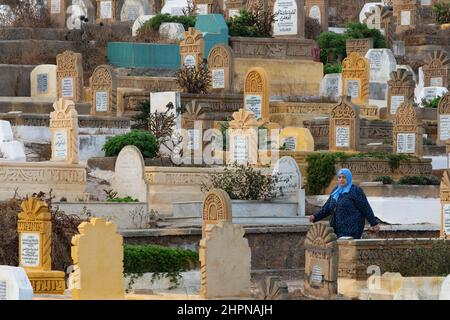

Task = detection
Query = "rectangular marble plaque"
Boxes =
[37,74,48,94]
[0,281,6,300]
[51,0,61,14]
[336,126,350,147]
[127,5,140,21]
[101,1,113,19]
[212,69,225,89]
[245,94,262,120]
[20,233,40,267]
[188,129,200,150]
[369,51,382,70]
[444,204,450,236]
[430,77,443,87]
[233,136,249,163]
[95,91,109,112]
[310,265,323,286]
[197,4,208,14]
[53,130,68,160]
[440,115,450,141]
[401,11,411,26]
[283,136,296,151]
[397,133,415,153]
[346,80,359,98]
[390,95,404,115]
[61,77,73,98]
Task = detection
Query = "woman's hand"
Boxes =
[308,215,315,223]
[370,224,380,233]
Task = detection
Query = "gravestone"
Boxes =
[47,0,67,27]
[56,51,83,103]
[194,0,222,14]
[159,22,185,41]
[180,27,204,67]
[31,65,57,98]
[304,222,338,299]
[329,96,360,152]
[366,49,396,100]
[71,218,125,300]
[120,0,148,22]
[0,120,26,161]
[225,0,244,18]
[320,73,342,98]
[0,266,33,300]
[273,0,305,38]
[439,275,450,300]
[228,108,259,165]
[66,0,95,30]
[161,0,189,16]
[393,102,422,157]
[342,52,370,106]
[393,0,420,34]
[346,38,373,57]
[89,65,117,116]
[272,156,305,216]
[50,98,79,164]
[132,15,154,37]
[279,127,314,152]
[423,50,450,89]
[305,0,328,30]
[243,67,269,122]
[112,146,147,202]
[417,87,449,106]
[440,170,450,240]
[202,189,232,238]
[96,0,118,22]
[199,221,251,299]
[387,69,415,117]
[18,197,65,294]
[438,93,450,145]
[207,44,234,93]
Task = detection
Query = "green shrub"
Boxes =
[433,3,450,24]
[107,197,139,203]
[317,31,347,64]
[102,130,159,158]
[142,13,196,31]
[132,100,150,130]
[323,63,342,74]
[398,175,440,185]
[422,96,442,108]
[345,22,387,49]
[373,176,394,185]
[226,7,275,37]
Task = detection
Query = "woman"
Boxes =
[308,168,380,239]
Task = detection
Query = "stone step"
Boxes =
[0,27,82,41]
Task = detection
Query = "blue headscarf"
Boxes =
[331,168,353,201]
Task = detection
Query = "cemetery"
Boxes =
[0,0,450,303]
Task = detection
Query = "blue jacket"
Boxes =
[312,184,378,239]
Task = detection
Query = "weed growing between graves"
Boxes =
[176,60,212,94]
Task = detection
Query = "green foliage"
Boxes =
[219,120,229,151]
[398,175,440,186]
[372,176,394,185]
[306,152,339,195]
[131,100,150,130]
[102,130,159,158]
[323,63,342,74]
[226,7,275,37]
[107,196,139,203]
[345,22,387,48]
[422,96,442,108]
[124,244,199,289]
[317,31,347,64]
[433,2,450,24]
[142,13,196,31]
[201,163,287,200]
[386,154,411,171]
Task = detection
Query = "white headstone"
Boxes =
[309,5,321,23]
[0,266,33,300]
[359,2,385,23]
[393,41,406,57]
[0,120,13,142]
[416,87,449,105]
[132,15,154,37]
[365,49,397,83]
[439,275,450,300]
[121,0,148,22]
[320,73,343,98]
[197,4,208,15]
[161,0,188,16]
[273,0,298,36]
[159,22,185,41]
[1,141,26,162]
[66,0,95,29]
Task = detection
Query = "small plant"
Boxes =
[397,175,440,186]
[132,100,151,130]
[104,189,118,201]
[305,17,323,40]
[421,96,442,108]
[372,176,394,185]
[176,60,211,94]
[102,130,159,158]
[226,4,276,37]
[323,63,342,74]
[433,2,450,24]
[107,196,139,203]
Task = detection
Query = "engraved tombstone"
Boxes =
[0,266,33,300]
[228,108,259,165]
[342,52,370,106]
[112,145,148,202]
[440,170,450,239]
[201,189,232,238]
[50,98,79,164]
[393,102,422,157]
[207,44,234,93]
[423,51,450,90]
[89,65,117,115]
[346,38,374,57]
[180,28,204,68]
[243,67,269,122]
[438,93,450,145]
[304,222,338,299]
[120,0,147,22]
[305,0,328,30]
[56,51,83,103]
[273,0,305,38]
[387,69,415,118]
[393,0,420,34]
[320,73,342,98]
[329,96,360,152]
[31,65,57,99]
[97,0,118,22]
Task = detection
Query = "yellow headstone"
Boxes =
[71,218,124,300]
[279,127,315,152]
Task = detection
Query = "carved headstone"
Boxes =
[273,0,305,38]
[47,0,67,27]
[440,170,450,239]
[202,188,232,239]
[387,69,415,118]
[89,65,117,115]
[71,218,125,300]
[258,276,291,300]
[18,197,65,294]
[207,44,234,93]
[320,73,342,98]
[438,93,450,145]
[50,98,79,164]
[393,0,420,34]
[305,0,328,31]
[363,4,394,48]
[199,221,251,299]
[342,52,370,105]
[329,96,360,152]
[346,38,373,57]
[423,50,450,89]
[393,102,422,157]
[56,50,83,103]
[228,108,259,165]
[304,222,338,299]
[112,145,147,202]
[180,27,205,67]
[96,0,118,23]
[243,67,269,122]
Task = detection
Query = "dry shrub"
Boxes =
[0,1,52,28]
[0,190,87,273]
[305,17,323,40]
[135,25,161,43]
[176,60,211,94]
